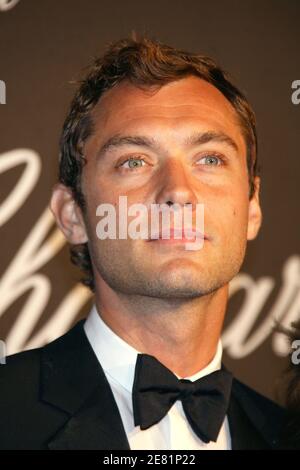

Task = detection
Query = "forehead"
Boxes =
[90,76,246,153]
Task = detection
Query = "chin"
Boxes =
[148,270,216,298]
[145,283,216,299]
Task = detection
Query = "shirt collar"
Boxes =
[84,304,223,394]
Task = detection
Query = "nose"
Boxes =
[155,159,198,209]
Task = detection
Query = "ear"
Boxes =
[247,176,263,241]
[50,183,88,244]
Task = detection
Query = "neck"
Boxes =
[94,275,228,378]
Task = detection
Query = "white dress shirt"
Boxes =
[84,304,231,450]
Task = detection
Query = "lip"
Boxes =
[147,227,207,243]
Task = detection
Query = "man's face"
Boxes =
[78,76,261,298]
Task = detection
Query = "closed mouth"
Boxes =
[148,228,206,242]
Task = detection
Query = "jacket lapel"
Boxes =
[41,320,130,450]
[227,392,266,449]
[228,378,283,449]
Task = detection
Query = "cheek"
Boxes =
[84,164,146,208]
[82,171,116,216]
[226,176,250,218]
[227,200,250,243]
[208,191,249,243]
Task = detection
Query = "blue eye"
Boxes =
[121,158,146,169]
[197,155,222,166]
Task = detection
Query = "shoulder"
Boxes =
[0,347,46,448]
[0,347,41,395]
[0,321,86,449]
[232,377,285,419]
[231,377,288,447]
[0,319,86,389]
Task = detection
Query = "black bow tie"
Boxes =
[132,353,233,443]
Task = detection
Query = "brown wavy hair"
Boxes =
[58,34,260,291]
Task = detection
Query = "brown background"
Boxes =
[0,0,299,404]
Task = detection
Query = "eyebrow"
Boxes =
[95,130,239,160]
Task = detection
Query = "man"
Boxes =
[0,36,287,450]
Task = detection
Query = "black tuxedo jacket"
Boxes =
[0,320,287,450]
